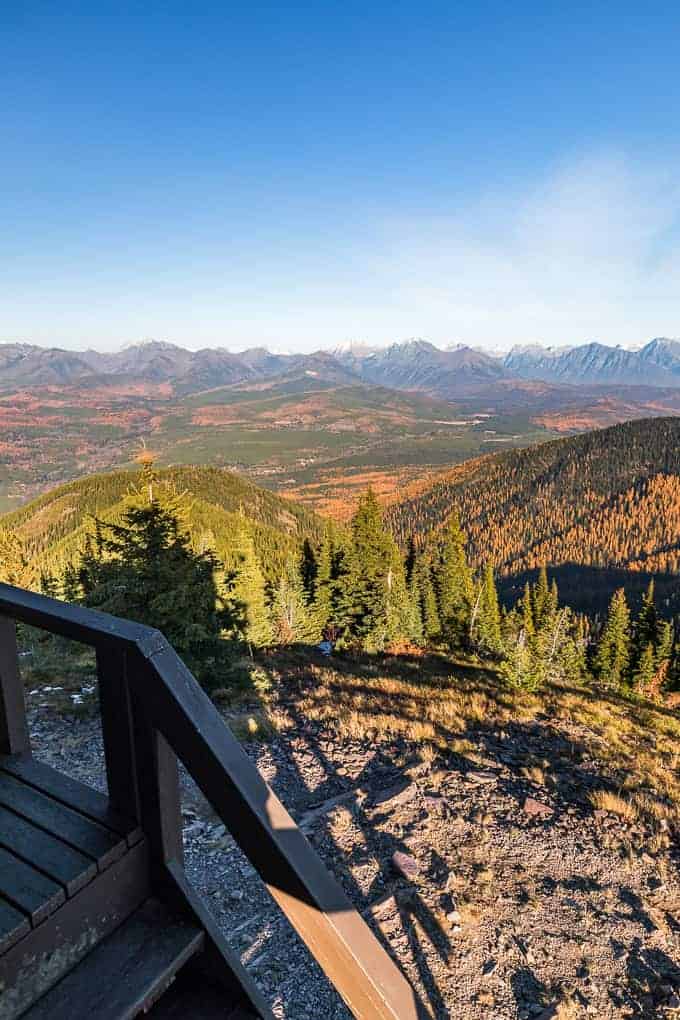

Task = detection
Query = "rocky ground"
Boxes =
[26,672,680,1020]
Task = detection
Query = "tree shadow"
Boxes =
[622,937,680,1017]
[510,966,551,1014]
[278,696,452,1018]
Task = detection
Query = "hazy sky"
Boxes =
[3,2,680,352]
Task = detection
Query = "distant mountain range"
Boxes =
[3,336,680,396]
[503,338,680,386]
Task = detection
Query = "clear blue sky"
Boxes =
[3,2,680,351]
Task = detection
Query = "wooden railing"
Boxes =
[0,583,427,1020]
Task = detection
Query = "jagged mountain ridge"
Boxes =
[503,338,680,386]
[3,336,680,395]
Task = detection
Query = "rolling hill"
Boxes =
[3,465,324,584]
[389,417,680,613]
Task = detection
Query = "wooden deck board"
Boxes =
[0,755,142,847]
[0,804,97,896]
[0,772,126,870]
[0,847,65,926]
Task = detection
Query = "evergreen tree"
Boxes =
[411,553,440,642]
[299,539,318,602]
[433,511,473,649]
[385,540,417,646]
[310,523,347,640]
[667,637,680,692]
[521,582,535,641]
[75,461,231,679]
[532,566,558,633]
[532,566,549,628]
[473,564,503,655]
[272,555,313,644]
[655,620,674,670]
[405,535,418,587]
[499,629,538,689]
[226,513,273,648]
[632,580,659,670]
[405,566,424,645]
[339,489,410,652]
[632,642,656,693]
[593,588,631,688]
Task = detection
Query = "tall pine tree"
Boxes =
[433,511,473,649]
[410,553,439,642]
[631,580,659,672]
[339,489,410,652]
[225,512,273,648]
[593,588,631,688]
[473,563,503,655]
[272,554,314,644]
[310,522,347,640]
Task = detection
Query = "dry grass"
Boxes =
[589,789,638,821]
[272,651,680,828]
[521,764,547,786]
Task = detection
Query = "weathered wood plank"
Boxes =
[0,805,97,896]
[0,616,29,757]
[0,839,149,1019]
[0,772,126,870]
[0,847,65,927]
[97,646,141,833]
[129,672,183,875]
[0,896,29,956]
[24,898,203,1020]
[0,754,142,846]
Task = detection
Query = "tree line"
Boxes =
[3,460,680,699]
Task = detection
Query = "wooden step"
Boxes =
[0,833,149,1020]
[23,899,204,1020]
[145,964,260,1018]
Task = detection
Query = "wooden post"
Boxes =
[0,615,29,756]
[129,655,183,879]
[97,646,140,820]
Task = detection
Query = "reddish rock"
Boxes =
[523,796,554,818]
[392,851,420,880]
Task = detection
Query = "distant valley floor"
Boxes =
[4,371,680,516]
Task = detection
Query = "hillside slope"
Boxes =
[389,417,680,608]
[3,465,324,582]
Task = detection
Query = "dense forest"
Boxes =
[388,417,680,611]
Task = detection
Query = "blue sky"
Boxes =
[3,2,680,351]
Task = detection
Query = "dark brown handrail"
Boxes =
[0,583,426,1020]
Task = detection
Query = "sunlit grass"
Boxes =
[276,651,680,826]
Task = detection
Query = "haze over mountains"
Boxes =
[3,336,680,396]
